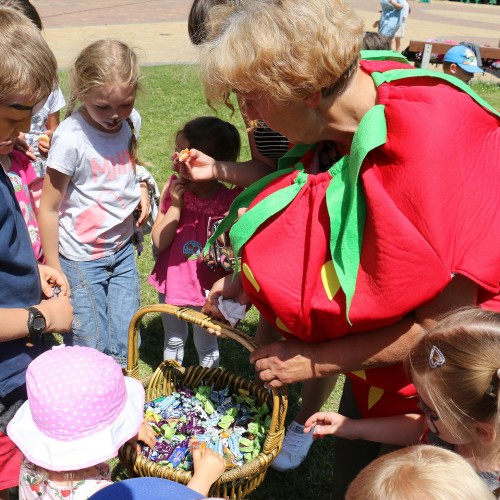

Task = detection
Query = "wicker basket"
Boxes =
[119,304,288,499]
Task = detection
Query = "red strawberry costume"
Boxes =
[208,60,500,418]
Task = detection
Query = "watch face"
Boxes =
[33,317,45,331]
[28,308,46,335]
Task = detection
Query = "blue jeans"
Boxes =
[60,242,140,368]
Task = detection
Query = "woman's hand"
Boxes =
[304,411,355,440]
[249,338,319,388]
[174,148,219,182]
[38,263,70,298]
[202,274,252,324]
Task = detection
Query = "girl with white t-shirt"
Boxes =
[38,40,149,367]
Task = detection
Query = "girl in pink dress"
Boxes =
[148,117,241,367]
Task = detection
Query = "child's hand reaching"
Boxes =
[186,447,225,497]
[128,419,157,452]
[304,411,357,440]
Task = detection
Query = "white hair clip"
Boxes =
[428,345,445,369]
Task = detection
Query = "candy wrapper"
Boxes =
[217,297,246,327]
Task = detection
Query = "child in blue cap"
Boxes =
[443,45,484,85]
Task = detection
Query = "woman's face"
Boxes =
[237,90,319,145]
[0,96,40,154]
[82,84,135,133]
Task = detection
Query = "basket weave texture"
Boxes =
[119,304,288,499]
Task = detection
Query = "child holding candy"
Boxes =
[0,8,73,497]
[149,116,242,367]
[305,308,500,494]
[89,450,226,499]
[8,345,225,499]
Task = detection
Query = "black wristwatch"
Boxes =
[25,306,46,347]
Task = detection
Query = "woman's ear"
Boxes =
[473,421,496,444]
[304,91,322,109]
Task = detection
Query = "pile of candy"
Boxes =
[141,384,271,471]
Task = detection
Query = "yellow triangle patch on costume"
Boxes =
[321,260,340,301]
[242,263,260,293]
[351,370,367,380]
[276,317,291,333]
[368,386,384,410]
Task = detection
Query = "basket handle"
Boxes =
[126,304,259,378]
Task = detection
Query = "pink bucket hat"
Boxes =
[7,345,144,472]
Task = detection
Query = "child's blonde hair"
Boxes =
[65,39,142,164]
[0,6,57,103]
[408,308,500,445]
[346,445,495,499]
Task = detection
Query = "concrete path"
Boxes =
[33,0,500,71]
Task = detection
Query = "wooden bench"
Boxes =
[408,40,500,69]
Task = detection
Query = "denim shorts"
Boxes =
[60,242,140,368]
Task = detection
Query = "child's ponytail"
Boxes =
[126,116,144,167]
[408,307,500,441]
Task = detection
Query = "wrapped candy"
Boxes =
[141,383,271,471]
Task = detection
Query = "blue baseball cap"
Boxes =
[88,478,207,499]
[443,46,484,74]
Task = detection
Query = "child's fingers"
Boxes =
[304,412,328,428]
[191,446,202,463]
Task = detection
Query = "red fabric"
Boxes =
[241,60,500,418]
[0,429,22,490]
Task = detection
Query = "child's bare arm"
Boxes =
[304,411,425,446]
[38,168,71,290]
[186,447,225,497]
[151,178,185,251]
[135,182,150,227]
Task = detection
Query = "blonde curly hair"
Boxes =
[199,0,364,106]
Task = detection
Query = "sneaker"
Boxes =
[271,421,314,472]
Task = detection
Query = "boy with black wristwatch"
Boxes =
[0,8,73,499]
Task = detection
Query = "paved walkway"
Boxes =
[35,0,500,72]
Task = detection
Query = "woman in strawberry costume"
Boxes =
[185,0,500,496]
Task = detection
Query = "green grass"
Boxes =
[59,65,498,499]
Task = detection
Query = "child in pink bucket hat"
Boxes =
[7,345,154,499]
